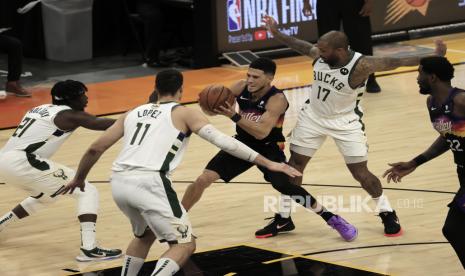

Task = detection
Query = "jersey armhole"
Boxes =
[52,109,72,132]
[348,54,365,90]
[170,104,189,137]
[312,58,319,67]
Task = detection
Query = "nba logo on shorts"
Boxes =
[227,0,242,32]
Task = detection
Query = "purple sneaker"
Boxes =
[327,215,358,242]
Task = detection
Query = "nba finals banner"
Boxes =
[216,0,318,52]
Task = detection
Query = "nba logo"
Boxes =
[227,0,241,32]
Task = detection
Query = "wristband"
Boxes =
[230,113,242,123]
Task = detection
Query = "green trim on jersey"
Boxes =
[24,141,49,171]
[354,99,365,132]
[160,132,185,172]
[160,172,182,218]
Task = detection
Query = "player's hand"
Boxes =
[359,0,373,17]
[302,1,313,17]
[60,179,85,195]
[434,40,447,57]
[214,101,236,118]
[262,14,279,34]
[268,162,302,178]
[382,161,417,183]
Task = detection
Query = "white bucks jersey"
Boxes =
[112,102,190,174]
[0,104,73,158]
[310,52,365,117]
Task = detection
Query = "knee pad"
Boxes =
[70,181,99,216]
[20,196,51,215]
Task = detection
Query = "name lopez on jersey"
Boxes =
[28,107,50,118]
[314,71,345,91]
[137,109,162,118]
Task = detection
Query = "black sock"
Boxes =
[317,209,335,222]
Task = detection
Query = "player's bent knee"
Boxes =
[352,171,369,182]
[136,227,156,242]
[184,240,196,255]
[21,196,50,214]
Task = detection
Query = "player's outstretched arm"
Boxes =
[60,113,127,194]
[352,40,447,84]
[185,108,302,178]
[262,15,319,60]
[383,135,449,183]
[55,110,116,131]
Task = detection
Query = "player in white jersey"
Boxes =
[61,69,301,276]
[0,80,122,261]
[259,15,447,237]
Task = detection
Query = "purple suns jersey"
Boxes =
[428,88,465,167]
[236,86,287,148]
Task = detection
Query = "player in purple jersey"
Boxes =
[384,56,465,270]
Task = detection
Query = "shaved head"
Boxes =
[319,31,349,50]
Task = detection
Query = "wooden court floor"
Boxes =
[1,33,465,275]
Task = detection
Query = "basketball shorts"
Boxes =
[0,150,76,198]
[289,106,368,160]
[205,140,286,183]
[111,172,193,244]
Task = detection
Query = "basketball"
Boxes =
[198,84,236,115]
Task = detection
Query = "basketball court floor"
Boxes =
[1,33,465,275]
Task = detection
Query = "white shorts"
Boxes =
[0,150,75,197]
[289,107,368,160]
[111,172,193,244]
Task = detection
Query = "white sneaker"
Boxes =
[76,246,123,262]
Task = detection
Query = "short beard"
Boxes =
[419,86,431,95]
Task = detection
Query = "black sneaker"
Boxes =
[379,210,402,237]
[366,75,381,93]
[255,214,295,239]
[76,246,123,262]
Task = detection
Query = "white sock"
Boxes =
[80,222,97,250]
[151,257,180,276]
[279,195,292,218]
[0,211,18,231]
[121,255,145,276]
[372,193,393,213]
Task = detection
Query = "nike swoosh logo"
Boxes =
[91,252,107,257]
[276,222,289,230]
[239,96,248,100]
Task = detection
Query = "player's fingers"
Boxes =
[382,169,391,178]
[59,186,70,195]
[213,108,223,114]
[223,101,232,109]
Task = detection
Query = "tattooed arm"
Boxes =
[262,15,320,60]
[349,40,447,88]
